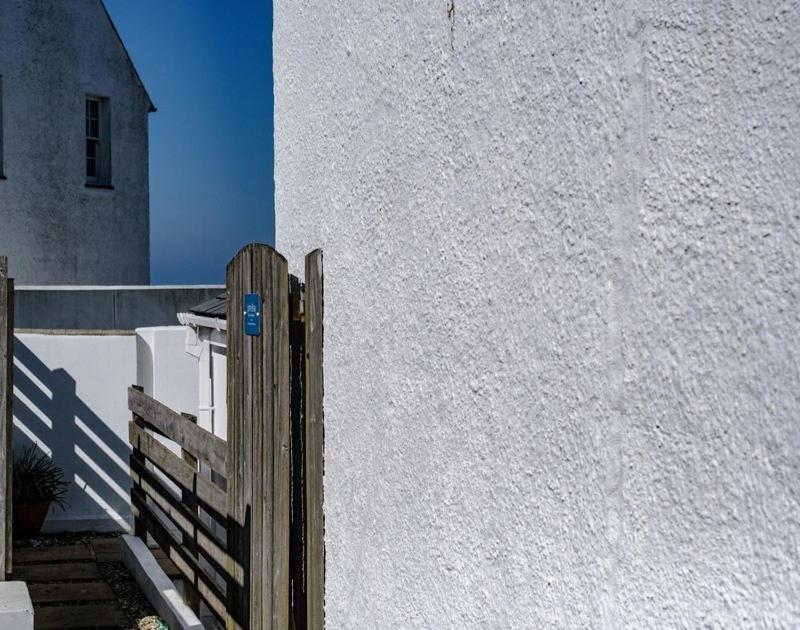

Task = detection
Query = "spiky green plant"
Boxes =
[12,446,69,509]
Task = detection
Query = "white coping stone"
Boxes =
[121,535,204,630]
[0,582,34,629]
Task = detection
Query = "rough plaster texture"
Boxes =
[275,2,800,627]
[0,0,151,285]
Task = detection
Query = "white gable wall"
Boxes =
[0,0,151,284]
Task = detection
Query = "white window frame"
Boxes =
[85,95,111,186]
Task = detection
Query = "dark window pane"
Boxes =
[89,119,99,138]
[86,158,96,178]
[88,99,99,118]
[86,139,97,159]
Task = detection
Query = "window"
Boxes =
[85,96,111,186]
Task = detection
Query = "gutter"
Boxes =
[176,312,227,331]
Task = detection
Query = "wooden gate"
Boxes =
[128,244,324,629]
[0,257,13,580]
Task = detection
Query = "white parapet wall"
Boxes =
[13,327,198,532]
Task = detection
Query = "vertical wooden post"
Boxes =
[226,244,290,630]
[289,275,306,630]
[0,256,10,579]
[5,275,12,577]
[181,412,201,614]
[305,249,324,630]
[130,384,147,540]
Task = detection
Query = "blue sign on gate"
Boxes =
[244,293,261,336]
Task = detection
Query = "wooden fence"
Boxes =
[0,256,13,580]
[129,244,324,629]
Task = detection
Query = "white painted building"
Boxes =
[275,2,800,628]
[0,0,153,285]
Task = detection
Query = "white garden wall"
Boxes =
[14,327,197,532]
[14,331,137,532]
[274,2,800,628]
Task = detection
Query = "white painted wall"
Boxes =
[14,327,199,532]
[136,326,199,417]
[0,0,152,285]
[275,2,800,628]
[14,332,136,532]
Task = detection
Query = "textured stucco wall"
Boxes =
[0,0,151,285]
[275,2,800,628]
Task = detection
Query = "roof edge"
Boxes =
[98,0,157,113]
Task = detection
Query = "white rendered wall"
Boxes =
[13,328,199,532]
[14,332,137,531]
[275,2,800,628]
[136,326,199,417]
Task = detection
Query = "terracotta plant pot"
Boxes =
[13,501,52,537]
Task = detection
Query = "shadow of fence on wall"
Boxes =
[12,337,133,530]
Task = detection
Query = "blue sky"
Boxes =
[103,0,273,284]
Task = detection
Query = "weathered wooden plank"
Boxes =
[0,257,8,579]
[226,244,291,630]
[272,246,291,630]
[181,412,201,613]
[91,537,122,563]
[226,244,252,630]
[12,562,100,582]
[128,386,228,473]
[255,245,270,630]
[34,603,128,629]
[129,421,227,518]
[4,277,12,578]
[27,581,115,604]
[130,385,148,541]
[305,248,325,630]
[13,544,93,564]
[289,274,307,630]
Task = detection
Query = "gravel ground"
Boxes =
[14,531,166,630]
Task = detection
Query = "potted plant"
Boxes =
[12,446,69,536]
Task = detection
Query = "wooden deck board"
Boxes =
[14,544,94,564]
[91,538,123,563]
[34,603,128,629]
[28,581,116,604]
[13,561,100,582]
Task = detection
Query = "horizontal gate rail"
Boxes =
[129,421,227,519]
[128,386,227,473]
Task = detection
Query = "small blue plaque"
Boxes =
[244,293,261,336]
